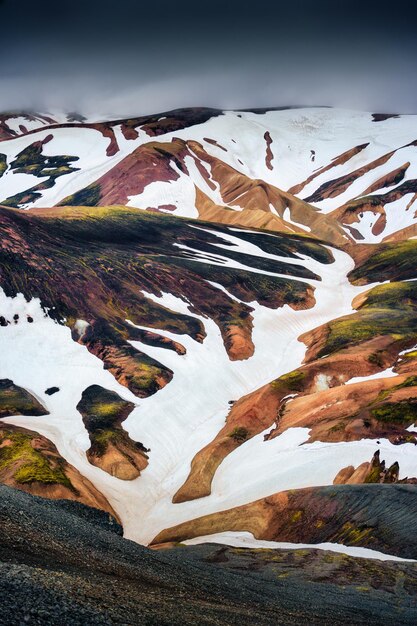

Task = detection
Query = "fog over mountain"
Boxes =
[0,0,416,115]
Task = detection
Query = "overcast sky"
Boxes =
[0,0,416,116]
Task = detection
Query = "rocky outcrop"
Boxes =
[222,323,254,361]
[76,385,148,480]
[0,379,48,418]
[268,373,417,445]
[333,450,404,485]
[0,424,118,518]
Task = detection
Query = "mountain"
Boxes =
[1,107,416,243]
[1,106,417,591]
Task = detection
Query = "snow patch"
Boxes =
[184,531,416,562]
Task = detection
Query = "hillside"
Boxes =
[1,484,417,625]
[0,107,417,585]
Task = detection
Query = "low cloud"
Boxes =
[0,0,416,115]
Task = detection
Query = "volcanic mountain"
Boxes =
[1,107,417,583]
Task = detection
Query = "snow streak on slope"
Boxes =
[0,289,144,515]
[184,532,417,562]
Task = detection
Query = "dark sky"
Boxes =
[0,0,416,116]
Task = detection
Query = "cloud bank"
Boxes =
[0,0,416,115]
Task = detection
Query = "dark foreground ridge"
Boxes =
[0,485,416,625]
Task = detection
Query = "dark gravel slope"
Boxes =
[1,485,417,625]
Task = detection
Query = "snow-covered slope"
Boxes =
[1,107,416,243]
[1,108,417,560]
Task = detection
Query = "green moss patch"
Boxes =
[0,153,6,178]
[228,427,249,442]
[367,351,385,367]
[371,400,417,425]
[350,240,417,285]
[58,183,102,207]
[339,522,374,546]
[316,308,417,359]
[271,370,306,393]
[76,385,148,461]
[359,281,417,311]
[291,510,303,523]
[77,385,135,434]
[375,375,417,403]
[0,430,72,488]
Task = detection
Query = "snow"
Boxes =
[344,211,381,243]
[0,124,150,208]
[0,171,49,201]
[190,225,314,268]
[307,143,417,215]
[341,193,417,244]
[3,115,52,135]
[1,108,417,230]
[345,367,397,385]
[172,241,316,282]
[315,373,333,391]
[123,108,416,204]
[184,531,416,562]
[204,428,417,516]
[282,207,312,232]
[2,236,404,548]
[73,319,90,340]
[383,194,417,239]
[399,345,417,357]
[127,169,198,217]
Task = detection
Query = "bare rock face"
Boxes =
[76,385,149,480]
[223,323,254,361]
[334,451,402,485]
[0,423,118,519]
